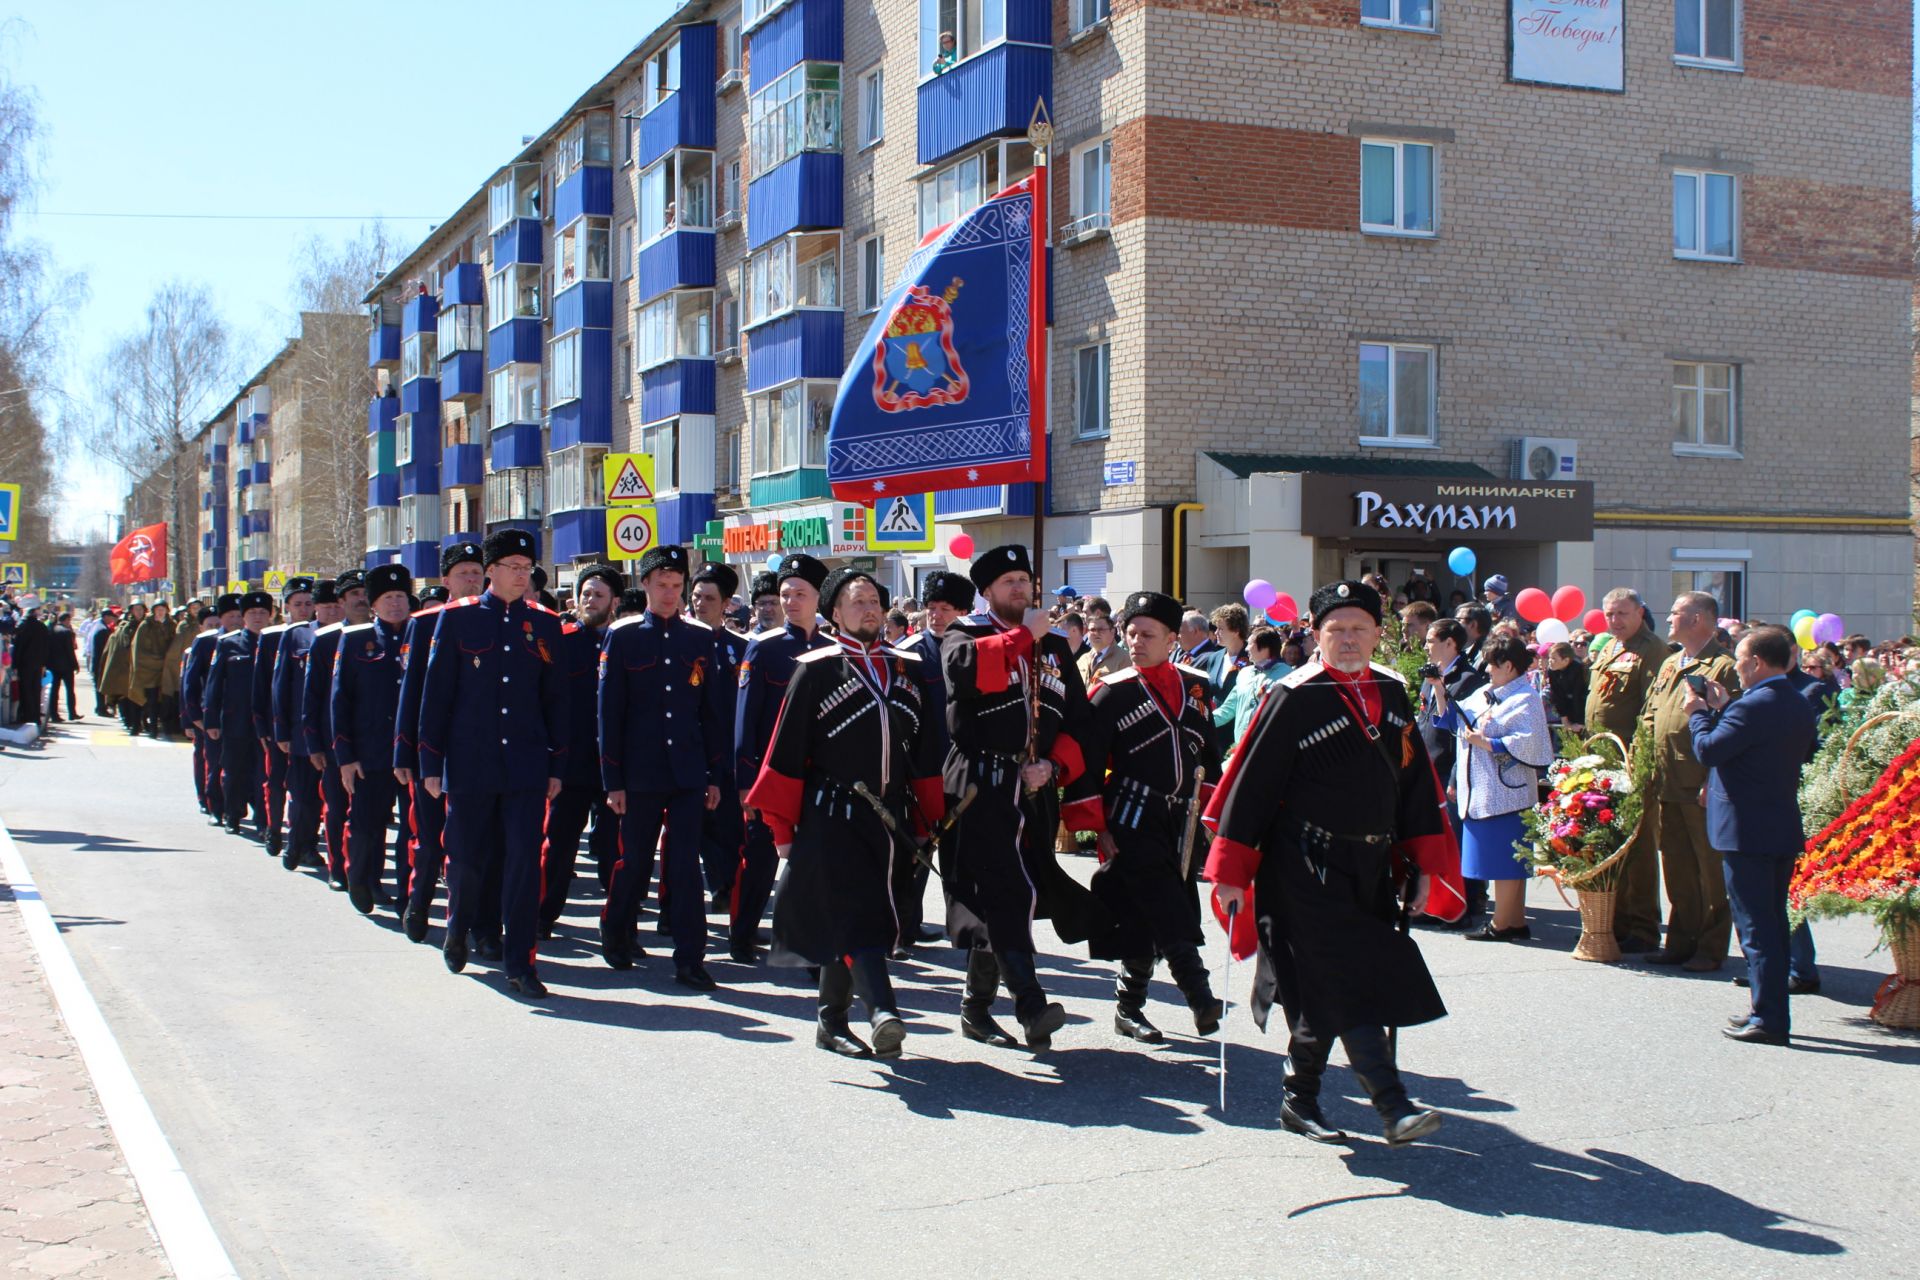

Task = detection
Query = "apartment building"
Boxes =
[368,0,1915,636]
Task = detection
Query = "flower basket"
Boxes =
[1521,730,1646,964]
[1873,920,1920,1030]
[1571,888,1621,963]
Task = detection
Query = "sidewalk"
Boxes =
[0,867,170,1280]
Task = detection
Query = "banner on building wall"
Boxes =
[1509,0,1625,93]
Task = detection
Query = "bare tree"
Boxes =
[90,282,236,592]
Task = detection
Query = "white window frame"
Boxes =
[1069,0,1111,36]
[916,139,1035,238]
[743,232,841,329]
[859,65,885,149]
[1074,342,1110,440]
[748,62,842,178]
[394,412,414,467]
[547,444,608,513]
[556,215,611,291]
[636,289,716,371]
[436,303,483,355]
[1360,0,1434,33]
[718,296,741,354]
[486,264,542,328]
[1067,136,1112,239]
[1670,562,1745,619]
[620,342,634,400]
[1671,361,1741,456]
[641,418,681,494]
[748,380,834,476]
[618,221,635,280]
[489,364,542,426]
[643,40,681,113]
[549,332,582,406]
[1675,0,1741,69]
[638,150,715,246]
[1359,138,1436,237]
[919,0,1011,82]
[485,467,545,522]
[400,331,436,383]
[722,19,744,74]
[487,163,540,233]
[1672,169,1739,262]
[1357,342,1437,446]
[722,160,742,220]
[857,234,885,313]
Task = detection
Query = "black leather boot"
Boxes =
[997,951,1065,1050]
[849,950,905,1058]
[1165,944,1223,1036]
[1344,1026,1442,1146]
[1280,1028,1346,1141]
[959,949,1017,1047]
[815,961,871,1057]
[1114,957,1163,1043]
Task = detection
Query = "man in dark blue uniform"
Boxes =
[895,569,970,946]
[273,577,337,871]
[203,591,275,836]
[393,542,485,944]
[332,563,412,917]
[182,596,237,822]
[730,554,832,963]
[538,562,622,939]
[598,544,730,989]
[302,570,369,889]
[252,576,313,861]
[690,560,748,912]
[418,530,568,1000]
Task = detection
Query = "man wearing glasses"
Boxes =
[1078,613,1130,685]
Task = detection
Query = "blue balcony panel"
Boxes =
[491,217,543,268]
[747,153,843,249]
[487,318,542,372]
[444,262,484,306]
[396,542,440,581]
[656,491,716,547]
[368,323,400,368]
[251,510,271,535]
[202,491,213,510]
[368,396,399,435]
[934,478,1048,520]
[748,0,840,91]
[364,548,388,570]
[553,280,615,334]
[637,26,717,166]
[917,42,1053,167]
[399,458,440,499]
[368,473,399,508]
[555,166,614,227]
[748,468,831,508]
[744,310,844,394]
[552,508,609,563]
[402,293,438,337]
[237,418,255,446]
[440,350,485,401]
[441,443,485,488]
[211,443,228,465]
[637,231,716,303]
[490,423,544,472]
[640,357,716,423]
[253,460,269,485]
[400,401,440,459]
[400,376,440,417]
[550,331,612,451]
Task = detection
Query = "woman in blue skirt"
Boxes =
[1427,634,1554,941]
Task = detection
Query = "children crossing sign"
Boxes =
[603,454,656,504]
[866,493,935,552]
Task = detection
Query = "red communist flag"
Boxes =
[109,523,167,585]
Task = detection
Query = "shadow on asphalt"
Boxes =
[6,828,193,855]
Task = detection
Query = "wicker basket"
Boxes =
[1870,920,1920,1030]
[1570,889,1623,963]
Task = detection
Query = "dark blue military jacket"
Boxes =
[901,627,952,759]
[181,627,224,729]
[202,629,260,737]
[418,590,568,794]
[392,604,445,774]
[559,621,606,790]
[271,621,314,747]
[299,623,347,759]
[733,622,833,792]
[330,619,405,771]
[598,611,730,794]
[250,624,288,742]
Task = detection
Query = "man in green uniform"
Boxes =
[1582,588,1672,951]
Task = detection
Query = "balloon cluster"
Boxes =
[1514,585,1587,645]
[1788,609,1845,651]
[1241,579,1298,623]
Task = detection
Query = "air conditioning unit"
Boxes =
[716,69,743,94]
[1510,436,1579,481]
[716,345,740,366]
[715,211,741,232]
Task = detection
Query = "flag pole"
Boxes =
[1027,103,1051,586]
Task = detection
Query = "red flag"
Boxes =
[110,523,167,585]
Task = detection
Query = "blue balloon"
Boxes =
[1447,546,1476,577]
[765,553,783,571]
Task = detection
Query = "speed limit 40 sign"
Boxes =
[606,506,659,560]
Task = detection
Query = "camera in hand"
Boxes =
[1418,663,1443,681]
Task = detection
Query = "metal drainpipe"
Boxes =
[1171,502,1204,602]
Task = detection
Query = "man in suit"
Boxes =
[1770,662,1839,993]
[1685,625,1818,1045]
[1077,611,1130,686]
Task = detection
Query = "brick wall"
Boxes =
[1117,118,1356,230]
[1119,0,1358,26]
[1744,177,1910,279]
[1747,0,1912,98]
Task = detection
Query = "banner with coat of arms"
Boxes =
[827,174,1046,501]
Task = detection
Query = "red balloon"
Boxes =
[1267,593,1299,623]
[1582,609,1607,634]
[1514,587,1553,624]
[1551,585,1586,623]
[948,534,975,559]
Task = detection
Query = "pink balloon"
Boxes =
[1243,579,1277,611]
[1582,609,1607,634]
[1514,587,1553,624]
[1267,593,1299,623]
[948,534,975,559]
[1551,585,1586,623]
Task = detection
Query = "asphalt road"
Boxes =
[3,718,1916,1279]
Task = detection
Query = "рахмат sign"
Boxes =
[1299,474,1595,544]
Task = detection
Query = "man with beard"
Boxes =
[419,530,568,1000]
[252,577,313,861]
[302,571,370,890]
[689,561,748,912]
[274,577,339,871]
[1204,579,1464,1147]
[940,544,1098,1051]
[1061,590,1224,1043]
[748,569,946,1057]
[332,564,412,916]
[394,543,486,943]
[538,562,622,938]
[731,555,833,963]
[204,592,276,837]
[182,598,233,819]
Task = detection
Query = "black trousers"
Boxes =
[318,764,348,878]
[46,670,77,720]
[119,695,146,735]
[605,787,709,965]
[1285,1020,1409,1117]
[12,664,43,727]
[285,749,321,860]
[539,784,615,926]
[445,789,545,980]
[346,772,400,895]
[260,738,287,838]
[406,781,446,916]
[220,732,263,830]
[732,815,780,946]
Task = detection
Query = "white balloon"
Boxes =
[1534,618,1571,645]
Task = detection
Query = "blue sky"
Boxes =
[8,0,675,539]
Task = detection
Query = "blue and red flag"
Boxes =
[827,172,1047,501]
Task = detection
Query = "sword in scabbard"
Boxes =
[1177,764,1209,880]
[853,780,978,877]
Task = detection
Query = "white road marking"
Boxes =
[0,817,239,1280]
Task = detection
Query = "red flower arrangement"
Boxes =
[1792,735,1920,933]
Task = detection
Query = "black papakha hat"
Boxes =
[692,561,739,599]
[482,529,537,566]
[576,563,625,598]
[776,553,827,590]
[819,568,880,617]
[1309,579,1384,626]
[282,575,316,601]
[922,570,974,611]
[969,544,1032,593]
[240,590,275,614]
[1116,590,1181,633]
[441,540,483,575]
[365,564,412,604]
[637,545,688,579]
[749,571,780,601]
[215,593,244,616]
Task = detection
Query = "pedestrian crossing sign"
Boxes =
[227,580,249,594]
[0,483,19,541]
[2,562,25,587]
[866,493,934,552]
[263,570,287,594]
[606,506,659,560]
[602,453,656,505]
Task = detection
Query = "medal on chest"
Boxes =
[690,657,706,687]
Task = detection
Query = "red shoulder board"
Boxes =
[526,601,559,616]
[562,621,581,635]
[410,603,446,619]
[445,596,482,610]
